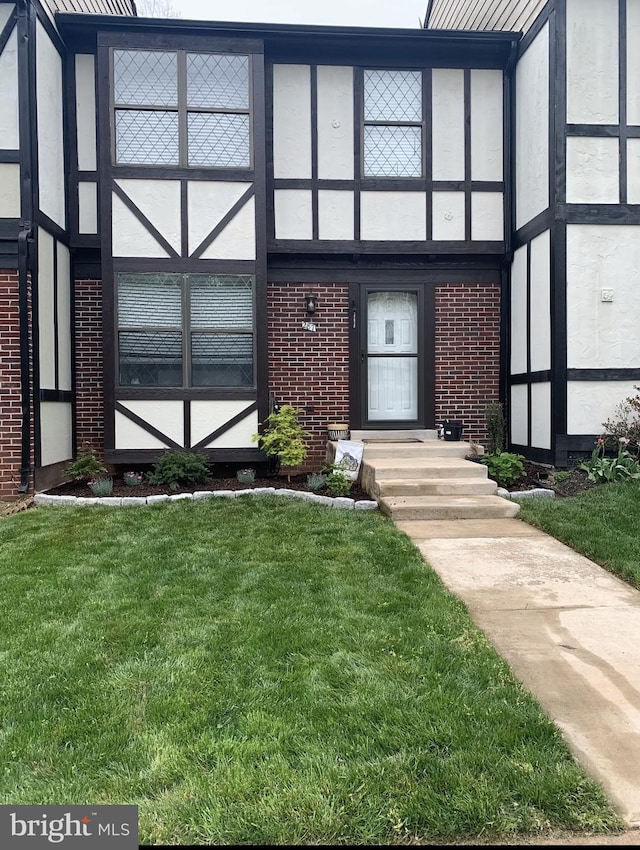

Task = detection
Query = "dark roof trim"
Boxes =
[55,11,520,45]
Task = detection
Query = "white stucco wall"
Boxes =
[318,190,354,240]
[431,192,465,241]
[78,182,98,234]
[274,189,313,240]
[56,242,72,392]
[432,69,465,181]
[206,411,258,449]
[0,162,20,217]
[360,192,426,241]
[471,192,503,241]
[515,22,549,230]
[40,402,72,467]
[191,401,257,447]
[567,381,639,435]
[37,228,56,390]
[628,139,640,204]
[510,245,527,376]
[510,384,528,446]
[36,20,65,228]
[317,66,354,180]
[75,54,97,172]
[187,181,253,256]
[566,0,619,125]
[530,382,551,450]
[470,69,503,182]
[529,229,551,373]
[566,137,619,204]
[273,64,311,179]
[567,224,640,369]
[200,198,256,260]
[117,400,184,448]
[629,0,640,125]
[115,179,181,254]
[0,26,19,150]
[112,195,170,258]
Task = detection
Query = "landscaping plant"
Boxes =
[601,385,640,456]
[324,463,353,497]
[147,449,211,490]
[481,451,526,488]
[236,468,256,484]
[64,449,108,482]
[88,476,113,496]
[485,402,506,455]
[306,471,327,490]
[579,437,640,484]
[253,404,311,478]
[123,471,143,487]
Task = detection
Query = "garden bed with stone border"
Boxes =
[34,488,379,511]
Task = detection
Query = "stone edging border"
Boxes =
[33,489,379,511]
[496,487,555,501]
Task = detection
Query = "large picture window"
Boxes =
[117,273,255,388]
[113,50,251,167]
[363,69,423,177]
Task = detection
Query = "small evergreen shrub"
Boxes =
[147,450,211,491]
[485,403,505,455]
[64,449,108,482]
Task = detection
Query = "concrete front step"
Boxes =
[375,478,497,497]
[361,457,488,480]
[361,441,473,460]
[378,494,520,521]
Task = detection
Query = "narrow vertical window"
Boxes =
[363,70,423,177]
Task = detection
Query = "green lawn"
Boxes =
[0,498,621,844]
[519,480,640,590]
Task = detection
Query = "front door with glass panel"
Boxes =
[361,287,426,426]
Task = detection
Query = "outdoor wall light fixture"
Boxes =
[304,294,318,315]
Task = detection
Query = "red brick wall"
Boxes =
[267,282,350,468]
[435,282,501,445]
[74,279,104,457]
[0,270,25,499]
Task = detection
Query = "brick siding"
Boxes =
[74,279,104,457]
[434,282,502,445]
[0,271,25,499]
[267,282,350,468]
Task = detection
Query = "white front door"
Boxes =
[367,291,418,421]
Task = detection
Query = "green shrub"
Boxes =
[601,386,640,456]
[64,449,108,482]
[481,451,526,488]
[236,468,256,484]
[147,450,211,491]
[324,464,352,498]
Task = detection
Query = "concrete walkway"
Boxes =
[395,517,640,827]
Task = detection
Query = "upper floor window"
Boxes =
[113,50,251,168]
[363,69,422,177]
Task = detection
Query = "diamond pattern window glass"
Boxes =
[115,110,179,165]
[187,54,249,109]
[188,114,250,167]
[363,69,423,178]
[364,126,422,177]
[116,273,255,388]
[114,50,177,106]
[112,49,251,168]
[364,70,421,122]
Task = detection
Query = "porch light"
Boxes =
[304,293,318,315]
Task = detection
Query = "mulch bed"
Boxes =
[507,460,597,498]
[46,471,371,502]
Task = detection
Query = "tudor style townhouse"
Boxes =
[0,0,638,498]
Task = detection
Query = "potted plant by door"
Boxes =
[327,422,350,440]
